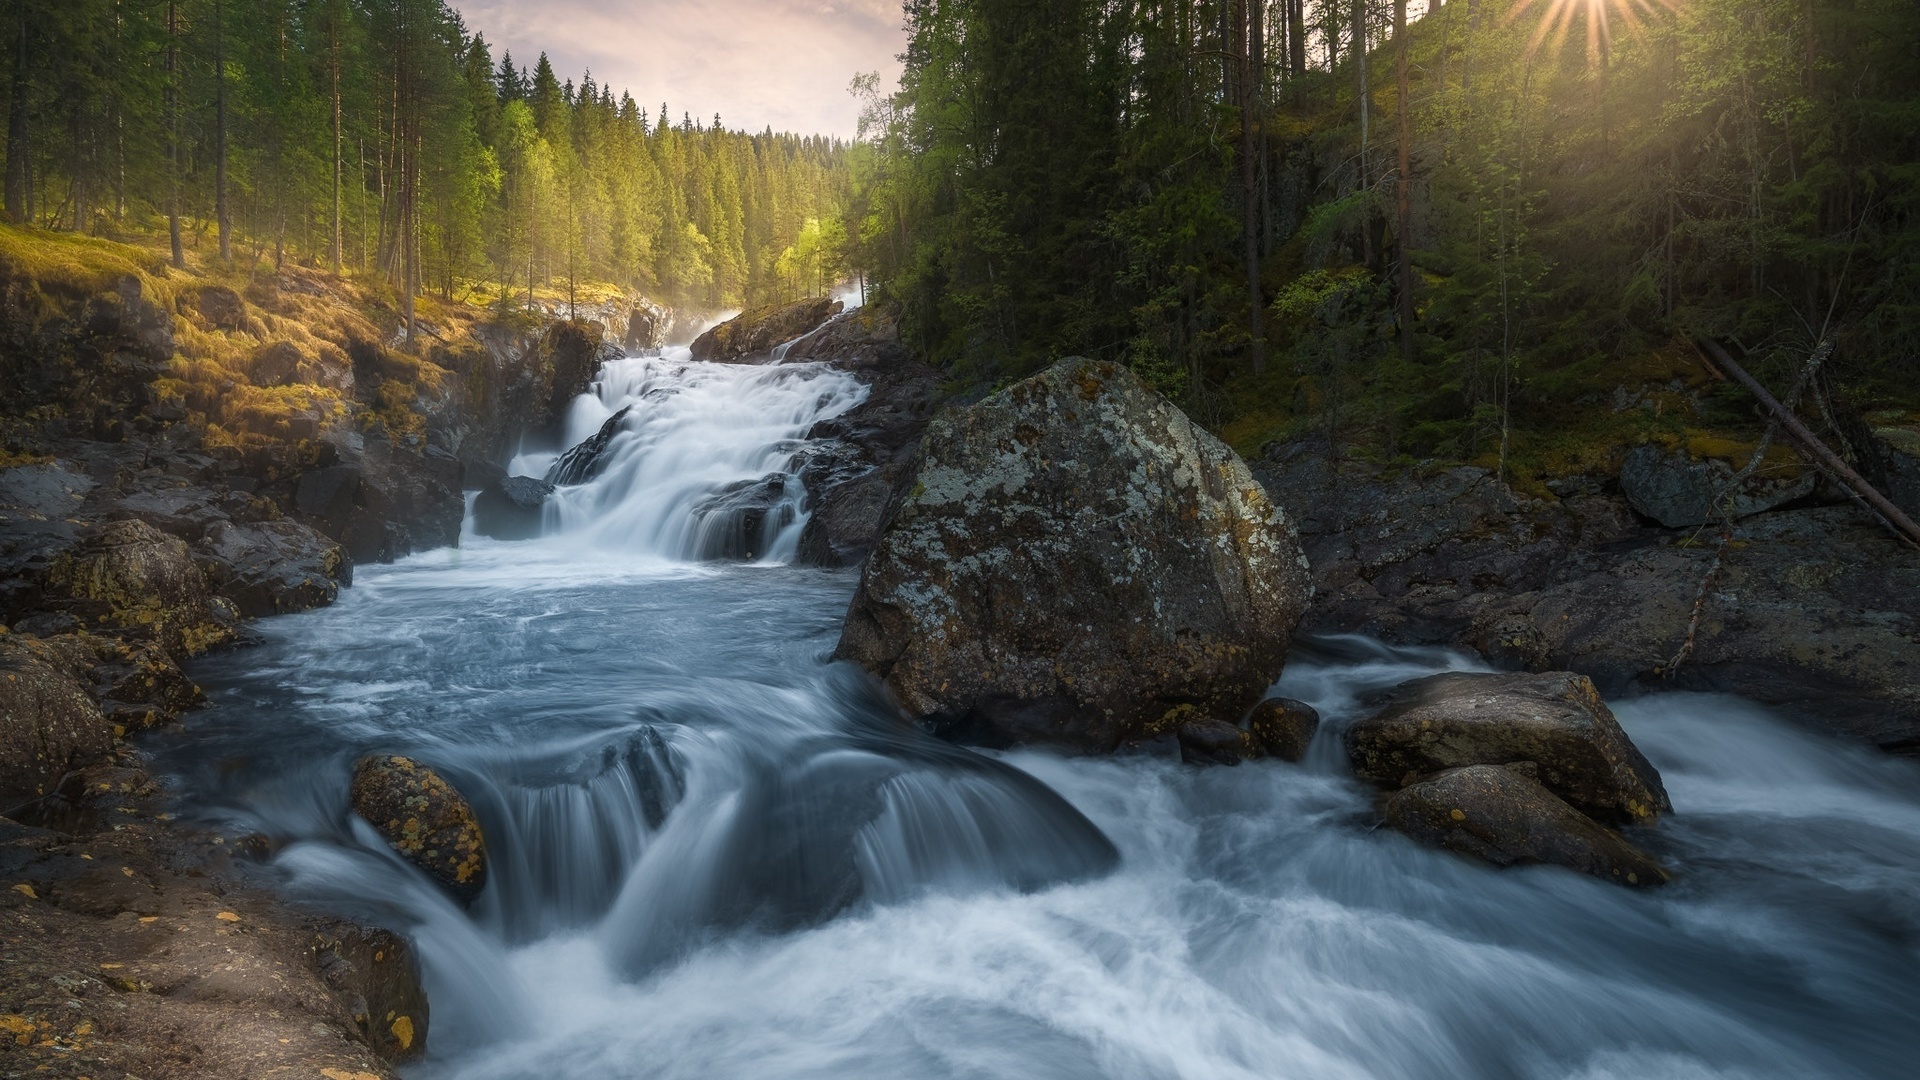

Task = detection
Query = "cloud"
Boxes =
[451,0,906,137]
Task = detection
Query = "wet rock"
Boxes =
[43,519,233,657]
[1619,443,1815,528]
[623,300,668,351]
[1178,718,1257,766]
[0,636,113,810]
[1384,764,1670,888]
[471,475,552,541]
[1347,671,1670,825]
[312,921,430,1063]
[789,313,944,567]
[545,405,632,486]
[349,756,489,904]
[1248,697,1320,762]
[197,519,346,617]
[838,357,1313,752]
[691,297,843,362]
[690,474,797,560]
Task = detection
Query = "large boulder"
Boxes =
[42,519,233,657]
[1346,671,1670,825]
[836,357,1313,752]
[0,636,114,809]
[690,297,842,362]
[471,475,553,541]
[349,756,488,905]
[1384,764,1669,888]
[1872,426,1920,520]
[1619,443,1815,528]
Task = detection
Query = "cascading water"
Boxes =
[158,348,1920,1079]
[505,348,870,561]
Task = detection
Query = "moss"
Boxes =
[0,224,176,310]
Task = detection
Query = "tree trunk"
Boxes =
[215,0,232,263]
[4,3,31,225]
[330,6,343,274]
[166,1,184,267]
[1354,0,1372,270]
[1395,0,1414,364]
[1237,0,1265,375]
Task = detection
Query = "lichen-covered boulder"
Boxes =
[349,756,488,904]
[1346,671,1670,825]
[43,519,233,656]
[836,357,1313,752]
[1385,764,1670,888]
[0,636,114,808]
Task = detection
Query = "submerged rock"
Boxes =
[471,475,553,541]
[1619,443,1815,528]
[837,357,1313,752]
[1346,671,1670,825]
[1384,764,1670,888]
[349,756,489,905]
[689,474,796,561]
[1177,718,1258,766]
[690,297,842,362]
[1248,697,1321,762]
[0,636,114,809]
[42,519,233,657]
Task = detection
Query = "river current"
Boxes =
[159,348,1920,1080]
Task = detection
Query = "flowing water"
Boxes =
[160,351,1920,1080]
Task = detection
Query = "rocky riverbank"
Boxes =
[0,228,657,1071]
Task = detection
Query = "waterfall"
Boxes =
[498,347,869,562]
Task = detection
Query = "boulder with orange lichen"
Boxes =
[348,756,488,904]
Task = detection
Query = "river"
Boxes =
[156,348,1920,1080]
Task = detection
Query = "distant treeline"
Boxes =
[848,0,1920,455]
[0,0,852,319]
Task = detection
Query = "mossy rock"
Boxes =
[43,520,233,657]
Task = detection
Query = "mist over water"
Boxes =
[160,356,1920,1080]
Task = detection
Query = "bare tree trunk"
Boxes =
[1237,0,1265,375]
[4,3,31,225]
[166,0,184,267]
[215,0,232,264]
[1396,0,1414,364]
[330,6,343,274]
[1353,0,1372,270]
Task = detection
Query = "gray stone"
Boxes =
[1619,443,1816,528]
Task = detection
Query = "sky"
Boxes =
[450,1,908,139]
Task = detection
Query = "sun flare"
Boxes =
[1506,0,1681,65]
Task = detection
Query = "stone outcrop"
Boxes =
[1384,764,1670,888]
[690,297,842,362]
[349,756,489,905]
[545,406,632,486]
[1618,443,1815,527]
[1255,437,1920,754]
[786,309,944,567]
[312,921,430,1063]
[1347,671,1670,824]
[837,357,1313,752]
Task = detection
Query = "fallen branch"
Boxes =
[1696,338,1920,549]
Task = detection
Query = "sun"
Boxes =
[1505,0,1681,66]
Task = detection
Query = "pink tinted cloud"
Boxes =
[451,0,906,137]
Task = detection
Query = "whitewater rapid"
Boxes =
[159,354,1920,1080]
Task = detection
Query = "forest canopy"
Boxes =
[0,0,853,319]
